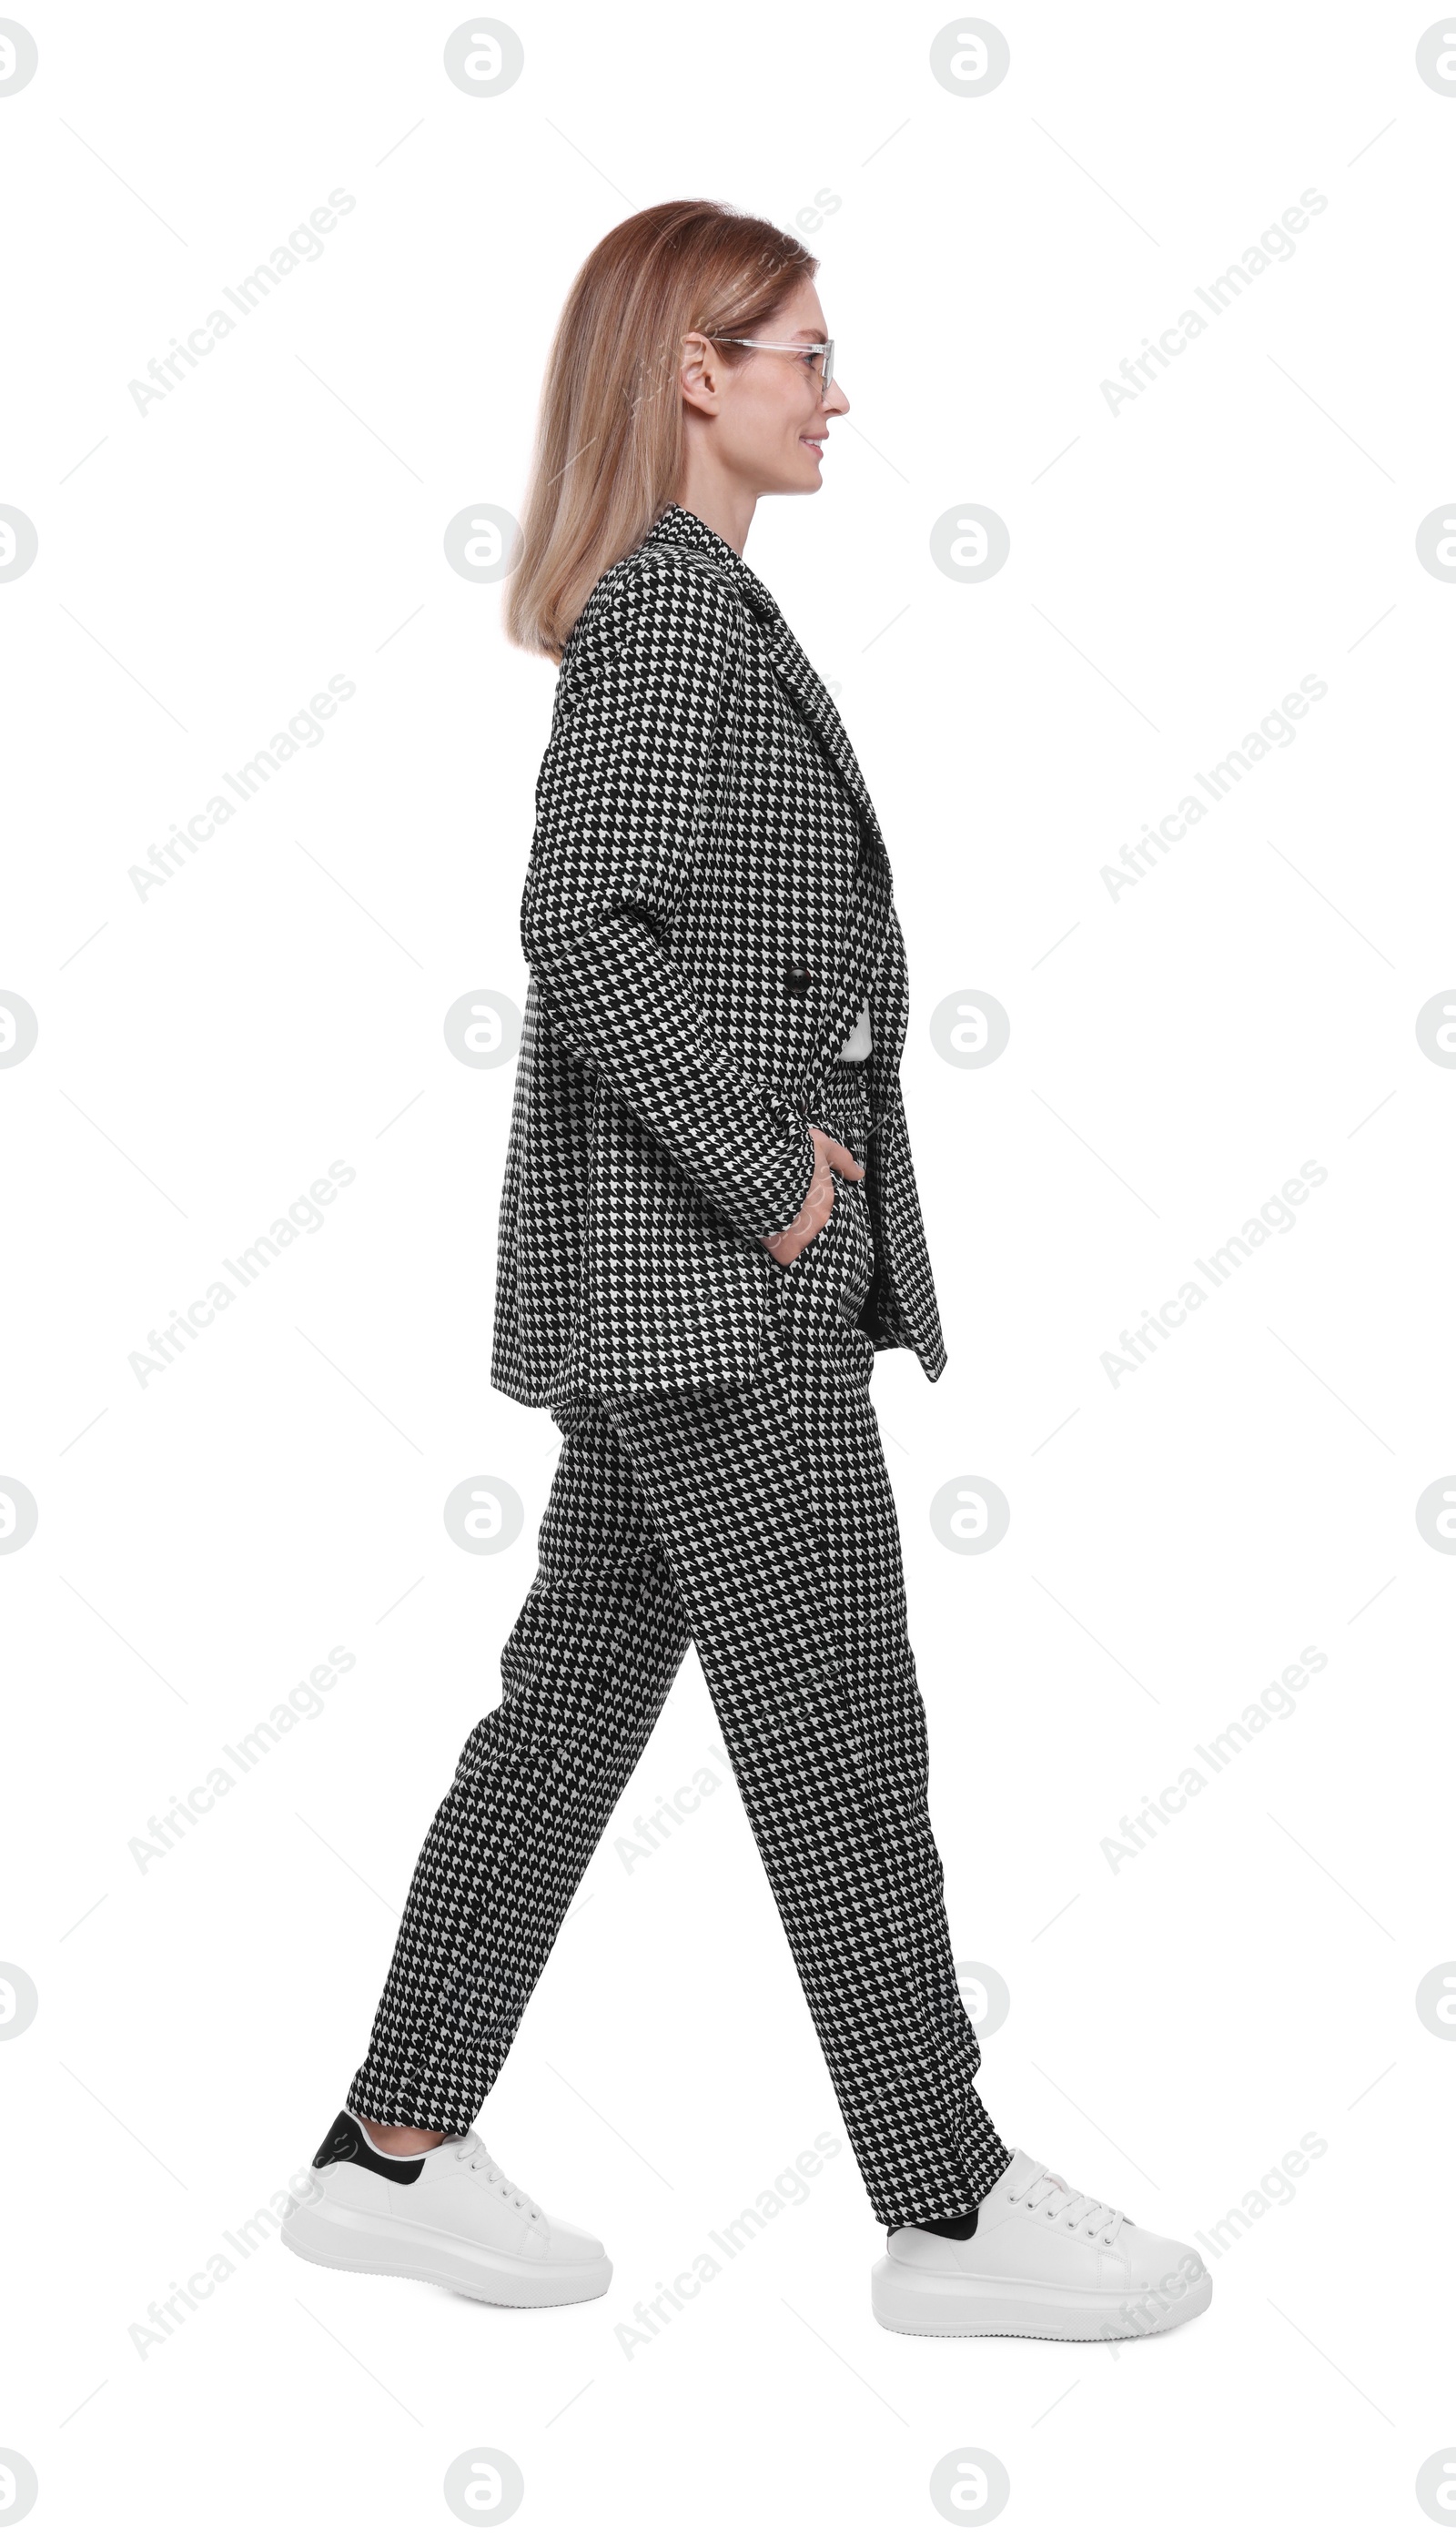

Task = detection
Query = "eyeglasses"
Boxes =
[706,336,836,397]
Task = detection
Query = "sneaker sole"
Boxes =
[280,2192,612,2308]
[870,2255,1213,2340]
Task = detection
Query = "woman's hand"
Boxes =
[761,1126,864,1265]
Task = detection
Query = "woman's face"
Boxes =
[682,274,850,496]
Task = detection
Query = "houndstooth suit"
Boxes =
[347,508,1010,2229]
[491,500,946,1406]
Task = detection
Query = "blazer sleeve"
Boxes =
[520,550,817,1242]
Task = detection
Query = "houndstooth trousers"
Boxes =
[349,1062,1011,2229]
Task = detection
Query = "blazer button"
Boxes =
[784,965,814,996]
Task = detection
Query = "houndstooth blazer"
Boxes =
[491,500,947,1405]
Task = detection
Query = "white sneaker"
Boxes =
[871,2148,1212,2341]
[280,2109,612,2307]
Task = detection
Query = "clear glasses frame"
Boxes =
[706,336,835,396]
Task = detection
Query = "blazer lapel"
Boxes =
[761,620,898,1094]
[763,622,887,858]
[643,504,888,859]
[641,504,897,1102]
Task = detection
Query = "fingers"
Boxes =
[761,1226,803,1264]
[820,1134,864,1181]
[762,1170,831,1261]
[760,1125,864,1258]
[762,1211,816,1263]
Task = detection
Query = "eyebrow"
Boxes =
[791,326,827,340]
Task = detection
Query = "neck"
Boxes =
[672,454,756,557]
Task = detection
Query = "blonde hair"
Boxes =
[502,200,816,662]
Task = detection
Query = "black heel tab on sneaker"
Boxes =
[311,2110,427,2184]
[908,2205,980,2241]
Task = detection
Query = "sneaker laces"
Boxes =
[1014,2162,1125,2244]
[448,2129,543,2224]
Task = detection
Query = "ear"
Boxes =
[679,330,724,417]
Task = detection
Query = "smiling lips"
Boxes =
[802,435,826,455]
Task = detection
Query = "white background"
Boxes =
[4,1,1454,2538]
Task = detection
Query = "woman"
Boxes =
[283,200,1211,2343]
